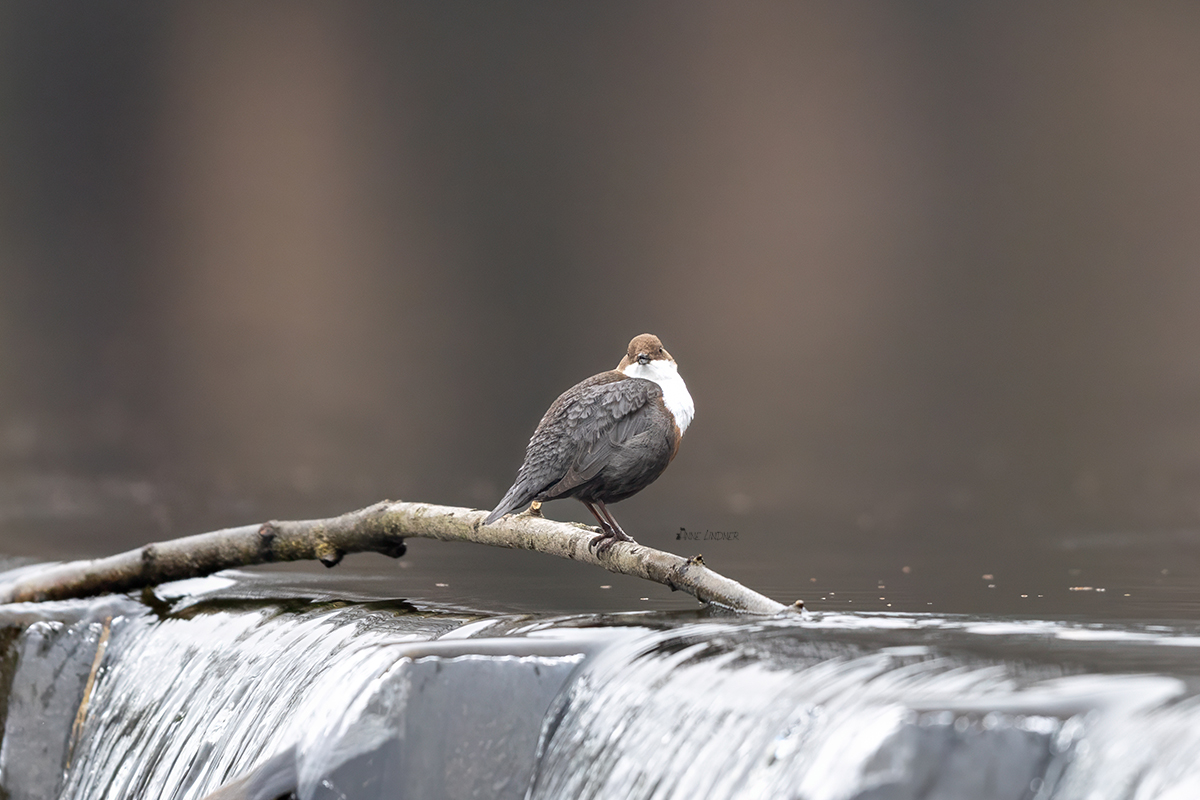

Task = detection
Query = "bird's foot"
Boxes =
[589,531,614,553]
[588,529,636,554]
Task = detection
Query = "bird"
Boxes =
[484,333,695,553]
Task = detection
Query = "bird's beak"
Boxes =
[637,354,650,365]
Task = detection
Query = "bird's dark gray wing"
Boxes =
[484,372,661,523]
[541,401,661,498]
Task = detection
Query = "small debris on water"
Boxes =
[599,585,611,589]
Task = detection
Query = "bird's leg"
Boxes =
[597,502,636,543]
[582,501,619,553]
[589,501,636,554]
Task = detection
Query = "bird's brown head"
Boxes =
[617,333,675,370]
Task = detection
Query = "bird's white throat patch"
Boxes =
[621,360,695,434]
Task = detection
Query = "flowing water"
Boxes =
[2,570,1199,800]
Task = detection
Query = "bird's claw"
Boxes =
[589,532,615,554]
[588,530,636,555]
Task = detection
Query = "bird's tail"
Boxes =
[483,481,537,525]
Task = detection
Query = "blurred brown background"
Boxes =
[3,2,1200,615]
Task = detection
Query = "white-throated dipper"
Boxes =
[484,333,695,553]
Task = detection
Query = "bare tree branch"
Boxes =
[0,501,801,614]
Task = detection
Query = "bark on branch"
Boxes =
[0,501,801,615]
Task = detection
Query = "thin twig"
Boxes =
[0,501,801,615]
